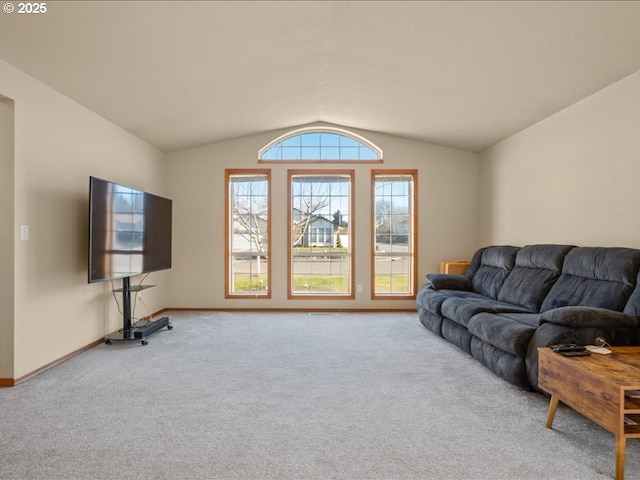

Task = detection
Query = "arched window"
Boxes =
[259,127,382,162]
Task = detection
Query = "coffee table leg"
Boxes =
[546,395,559,428]
[615,435,626,480]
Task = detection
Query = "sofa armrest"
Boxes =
[538,306,639,328]
[426,273,472,291]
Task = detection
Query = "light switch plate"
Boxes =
[20,225,29,240]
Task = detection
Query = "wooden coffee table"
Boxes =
[538,346,640,480]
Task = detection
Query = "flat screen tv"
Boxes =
[88,176,172,283]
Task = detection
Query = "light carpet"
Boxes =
[1,311,638,480]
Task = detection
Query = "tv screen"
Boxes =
[88,176,172,283]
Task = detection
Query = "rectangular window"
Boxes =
[372,170,417,298]
[226,170,271,298]
[288,170,354,298]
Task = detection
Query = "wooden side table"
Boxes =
[440,260,470,275]
[538,346,640,480]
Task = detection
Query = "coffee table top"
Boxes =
[538,346,640,388]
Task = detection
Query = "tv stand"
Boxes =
[105,277,172,346]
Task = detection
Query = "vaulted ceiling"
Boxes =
[1,1,640,153]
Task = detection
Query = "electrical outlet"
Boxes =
[356,284,363,293]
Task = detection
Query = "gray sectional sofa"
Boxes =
[417,244,640,390]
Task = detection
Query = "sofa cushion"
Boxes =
[468,312,537,357]
[442,318,473,353]
[497,244,574,311]
[470,246,520,299]
[470,338,531,390]
[464,247,485,279]
[417,285,485,315]
[441,296,531,328]
[488,312,541,328]
[538,306,639,328]
[540,247,640,312]
[418,309,446,336]
[426,273,472,291]
[624,271,640,317]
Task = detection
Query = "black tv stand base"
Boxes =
[105,316,172,346]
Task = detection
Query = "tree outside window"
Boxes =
[372,170,417,298]
[289,171,354,298]
[226,170,270,297]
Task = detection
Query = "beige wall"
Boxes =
[0,54,479,379]
[0,59,168,379]
[166,124,479,310]
[478,70,640,249]
[8,42,637,379]
[0,96,14,378]
[9,36,637,378]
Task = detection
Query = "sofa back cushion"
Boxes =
[470,246,519,299]
[623,271,640,317]
[464,247,485,280]
[498,244,575,312]
[540,247,640,312]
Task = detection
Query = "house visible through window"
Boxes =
[226,130,418,302]
[225,170,271,298]
[288,171,354,298]
[372,170,417,298]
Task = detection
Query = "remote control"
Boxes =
[553,345,586,353]
[561,350,591,357]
